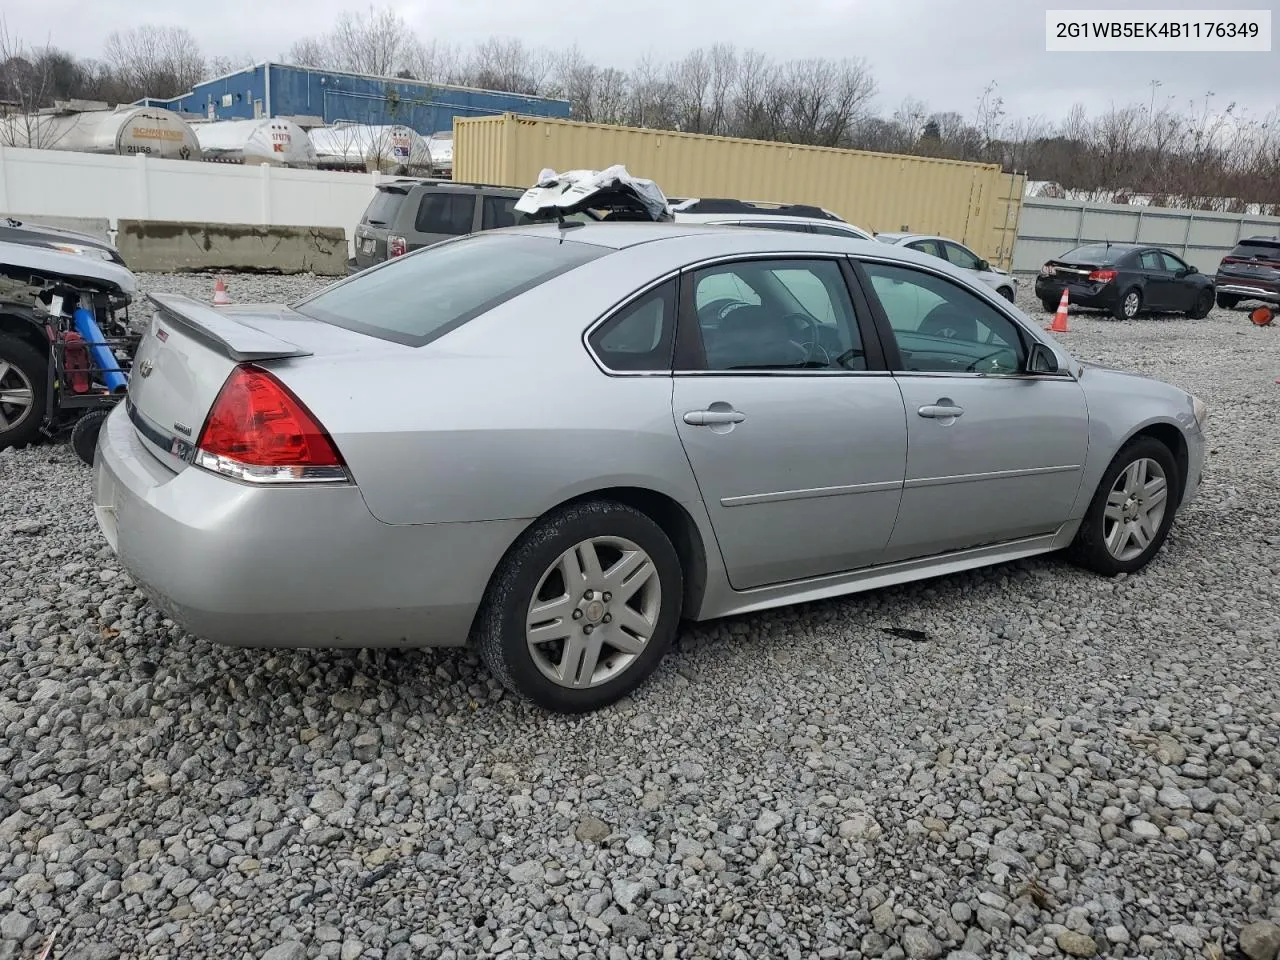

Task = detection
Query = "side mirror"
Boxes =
[1180,265,1197,277]
[1028,341,1059,374]
[975,259,991,272]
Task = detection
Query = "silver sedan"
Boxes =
[92,223,1207,712]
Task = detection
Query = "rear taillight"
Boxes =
[1088,269,1117,283]
[388,235,407,258]
[195,365,349,484]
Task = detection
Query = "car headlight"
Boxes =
[47,242,112,261]
[1191,395,1208,430]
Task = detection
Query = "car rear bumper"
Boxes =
[92,405,526,649]
[1034,276,1119,309]
[1213,275,1280,303]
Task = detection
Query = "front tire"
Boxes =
[997,287,1015,302]
[473,500,683,713]
[1186,289,1214,319]
[1113,288,1142,321]
[0,335,48,451]
[1068,437,1180,577]
[1216,293,1239,310]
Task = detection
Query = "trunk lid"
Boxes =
[127,293,388,471]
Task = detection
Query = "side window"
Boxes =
[1159,252,1187,273]
[908,239,944,259]
[688,259,866,371]
[811,224,867,240]
[1140,251,1164,271]
[588,281,676,372]
[695,269,761,312]
[482,195,517,230]
[414,193,475,236]
[861,261,1025,375]
[943,242,981,270]
[738,220,812,233]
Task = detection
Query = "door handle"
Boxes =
[684,409,746,426]
[917,403,964,419]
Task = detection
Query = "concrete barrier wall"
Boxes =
[0,144,376,257]
[116,220,348,275]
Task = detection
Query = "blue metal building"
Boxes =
[139,62,571,134]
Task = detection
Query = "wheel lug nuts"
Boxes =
[583,590,594,600]
[572,609,583,620]
[602,614,612,624]
[602,592,612,602]
[584,624,594,635]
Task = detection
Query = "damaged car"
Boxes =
[0,239,138,460]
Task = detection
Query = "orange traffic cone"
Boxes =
[212,278,231,307]
[1046,288,1069,333]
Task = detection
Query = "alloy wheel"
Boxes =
[1123,292,1140,318]
[1102,457,1169,561]
[0,360,35,432]
[525,536,662,689]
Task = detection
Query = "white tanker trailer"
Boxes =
[0,106,202,160]
[192,117,318,167]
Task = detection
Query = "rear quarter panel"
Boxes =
[269,246,704,525]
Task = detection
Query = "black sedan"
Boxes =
[1034,243,1216,320]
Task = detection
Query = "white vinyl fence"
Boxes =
[1013,197,1280,275]
[0,144,382,256]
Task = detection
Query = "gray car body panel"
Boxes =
[93,222,1205,649]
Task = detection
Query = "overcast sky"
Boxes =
[6,0,1277,123]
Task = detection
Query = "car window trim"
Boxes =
[846,254,1078,382]
[671,252,891,377]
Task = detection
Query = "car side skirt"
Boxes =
[694,529,1073,621]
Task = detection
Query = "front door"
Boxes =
[671,256,908,590]
[856,258,1091,561]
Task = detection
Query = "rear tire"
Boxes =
[1040,297,1058,313]
[997,287,1015,302]
[1187,288,1214,319]
[71,409,111,466]
[473,500,683,713]
[1068,436,1180,577]
[1216,293,1239,310]
[0,334,47,451]
[1113,288,1141,321]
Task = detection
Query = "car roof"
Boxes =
[482,221,985,281]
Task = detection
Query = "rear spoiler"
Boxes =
[147,293,312,362]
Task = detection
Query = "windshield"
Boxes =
[293,234,609,347]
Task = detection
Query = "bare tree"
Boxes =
[102,25,205,100]
[288,5,413,77]
[0,19,73,147]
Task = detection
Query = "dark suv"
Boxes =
[347,179,527,274]
[1214,236,1280,309]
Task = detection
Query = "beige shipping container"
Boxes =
[455,113,1025,267]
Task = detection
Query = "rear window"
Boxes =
[1061,244,1121,264]
[362,190,405,226]
[293,234,609,347]
[1228,239,1280,261]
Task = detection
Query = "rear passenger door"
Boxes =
[1139,250,1175,310]
[670,256,908,590]
[410,192,478,250]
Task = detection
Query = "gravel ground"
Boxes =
[1,269,1279,960]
